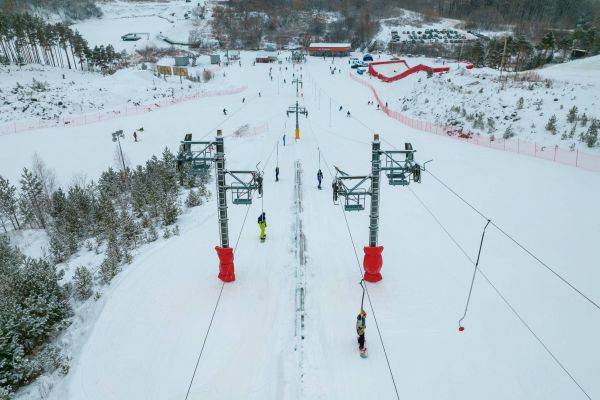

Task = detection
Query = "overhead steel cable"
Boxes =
[408,187,592,400]
[303,114,401,400]
[183,126,279,399]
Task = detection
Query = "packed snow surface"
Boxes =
[2,48,598,400]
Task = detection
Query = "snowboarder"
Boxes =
[259,92,262,97]
[283,134,286,146]
[339,106,343,111]
[347,111,351,118]
[377,104,380,110]
[223,108,227,115]
[317,169,323,189]
[133,130,138,142]
[276,166,279,182]
[242,97,245,103]
[356,308,367,357]
[258,212,267,241]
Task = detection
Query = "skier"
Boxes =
[283,133,286,146]
[242,97,245,103]
[259,92,262,97]
[223,108,227,115]
[317,169,323,189]
[377,103,380,110]
[276,166,279,182]
[133,130,138,142]
[258,212,267,241]
[356,308,367,357]
[347,111,351,118]
[339,105,343,111]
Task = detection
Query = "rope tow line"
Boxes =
[458,219,491,332]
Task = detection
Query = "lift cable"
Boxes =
[303,114,401,400]
[408,186,592,400]
[424,168,600,313]
[457,219,491,331]
[307,67,593,399]
[183,130,278,399]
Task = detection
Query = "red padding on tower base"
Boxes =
[215,246,235,282]
[363,246,384,282]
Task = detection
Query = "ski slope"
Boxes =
[3,52,599,400]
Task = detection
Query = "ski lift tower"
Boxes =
[286,101,308,140]
[332,134,423,282]
[177,129,263,282]
[292,77,303,97]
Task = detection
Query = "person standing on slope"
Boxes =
[356,309,367,353]
[258,212,267,241]
[276,166,280,182]
[317,169,323,189]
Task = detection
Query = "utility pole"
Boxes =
[292,77,302,97]
[287,101,308,140]
[500,35,509,89]
[111,129,127,183]
[332,134,423,282]
[368,134,381,247]
[215,130,229,249]
[177,130,263,282]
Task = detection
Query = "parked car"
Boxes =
[121,33,141,41]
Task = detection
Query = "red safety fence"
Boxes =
[349,72,600,172]
[368,60,451,83]
[0,85,248,136]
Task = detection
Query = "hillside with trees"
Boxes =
[0,0,101,21]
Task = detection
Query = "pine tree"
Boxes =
[19,168,48,229]
[503,126,515,139]
[73,266,93,300]
[545,115,558,135]
[487,117,496,134]
[0,175,20,230]
[146,223,158,243]
[99,233,122,284]
[185,189,202,208]
[583,120,599,147]
[567,106,578,123]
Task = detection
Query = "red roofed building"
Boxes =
[307,43,351,57]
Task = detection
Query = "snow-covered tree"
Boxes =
[19,168,48,229]
[73,266,93,301]
[567,106,578,124]
[545,115,557,135]
[0,176,21,231]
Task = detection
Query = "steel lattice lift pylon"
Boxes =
[286,101,308,140]
[332,134,423,282]
[177,129,263,282]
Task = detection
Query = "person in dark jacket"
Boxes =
[258,212,267,240]
[356,309,367,351]
[317,169,323,189]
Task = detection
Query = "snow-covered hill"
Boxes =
[366,54,600,154]
[1,3,599,399]
[1,49,598,400]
